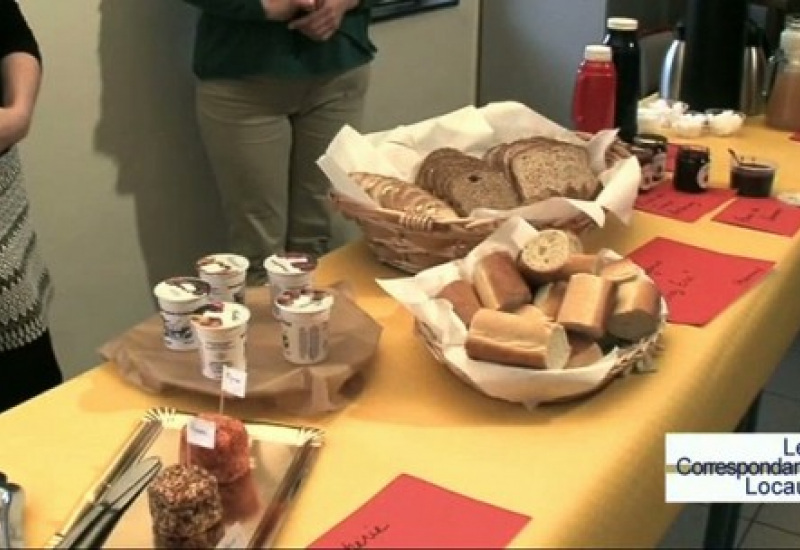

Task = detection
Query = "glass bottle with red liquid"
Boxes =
[572,45,617,134]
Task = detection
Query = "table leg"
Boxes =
[703,392,762,549]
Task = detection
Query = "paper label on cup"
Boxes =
[222,366,247,398]
[265,253,317,275]
[187,417,216,449]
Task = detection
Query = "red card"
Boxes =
[627,237,774,326]
[635,184,735,222]
[712,197,800,236]
[308,474,531,549]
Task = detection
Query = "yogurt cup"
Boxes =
[196,253,249,304]
[264,253,317,318]
[190,301,251,380]
[153,277,211,351]
[275,288,334,365]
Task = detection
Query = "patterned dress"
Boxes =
[0,146,52,351]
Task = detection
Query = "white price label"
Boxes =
[216,522,247,548]
[186,417,216,449]
[222,366,248,398]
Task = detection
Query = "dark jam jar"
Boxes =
[673,145,711,193]
[632,133,668,191]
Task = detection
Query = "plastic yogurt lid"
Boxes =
[154,277,211,302]
[607,17,638,31]
[264,252,318,274]
[196,254,249,275]
[191,301,251,329]
[275,288,333,313]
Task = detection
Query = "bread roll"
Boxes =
[435,279,482,327]
[473,251,532,311]
[557,274,614,339]
[533,281,568,319]
[565,333,605,369]
[599,257,643,283]
[517,229,573,284]
[465,308,570,370]
[607,278,662,341]
[513,304,551,322]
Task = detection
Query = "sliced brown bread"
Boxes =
[445,169,521,216]
[509,139,599,204]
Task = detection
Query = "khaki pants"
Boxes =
[196,64,370,284]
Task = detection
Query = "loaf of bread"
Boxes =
[607,278,662,341]
[473,251,532,311]
[557,274,614,339]
[465,308,570,370]
[533,281,568,319]
[349,172,458,219]
[435,279,483,327]
[565,333,605,369]
[517,229,574,284]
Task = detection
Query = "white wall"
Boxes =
[18,0,480,378]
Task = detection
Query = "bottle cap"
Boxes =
[607,17,638,31]
[584,45,612,62]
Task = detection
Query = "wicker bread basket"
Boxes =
[414,317,665,406]
[330,132,633,274]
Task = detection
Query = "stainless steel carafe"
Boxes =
[660,18,767,115]
[659,21,685,101]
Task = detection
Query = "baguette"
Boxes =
[532,281,569,319]
[465,308,570,370]
[599,257,643,284]
[473,251,532,311]
[557,273,614,339]
[517,229,574,284]
[513,304,551,322]
[607,278,662,341]
[565,333,605,369]
[435,279,483,327]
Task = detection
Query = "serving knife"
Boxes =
[55,456,162,549]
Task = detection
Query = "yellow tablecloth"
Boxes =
[3,120,800,548]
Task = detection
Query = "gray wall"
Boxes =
[19,0,480,378]
[478,0,608,125]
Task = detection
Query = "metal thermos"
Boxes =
[659,21,685,101]
[679,0,749,111]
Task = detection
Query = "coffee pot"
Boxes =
[764,14,800,131]
[660,18,767,115]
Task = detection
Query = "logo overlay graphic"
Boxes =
[666,434,800,502]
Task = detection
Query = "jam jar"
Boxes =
[673,145,710,193]
[632,133,668,191]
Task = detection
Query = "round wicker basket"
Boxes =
[330,133,632,274]
[413,318,665,406]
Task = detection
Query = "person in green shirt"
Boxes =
[183,0,376,284]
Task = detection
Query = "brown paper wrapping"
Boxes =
[99,285,382,415]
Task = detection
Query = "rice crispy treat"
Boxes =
[147,464,223,540]
[179,412,251,483]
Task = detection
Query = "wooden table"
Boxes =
[2,119,800,548]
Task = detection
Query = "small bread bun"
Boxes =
[607,278,662,340]
[557,274,614,339]
[465,308,570,370]
[517,229,573,284]
[533,281,569,319]
[435,279,482,327]
[599,258,643,284]
[565,332,605,369]
[473,251,532,311]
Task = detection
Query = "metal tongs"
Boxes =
[0,471,25,549]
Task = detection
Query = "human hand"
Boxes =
[261,0,314,21]
[0,107,31,151]
[288,0,358,41]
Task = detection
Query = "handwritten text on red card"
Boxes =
[627,238,774,326]
[712,197,800,236]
